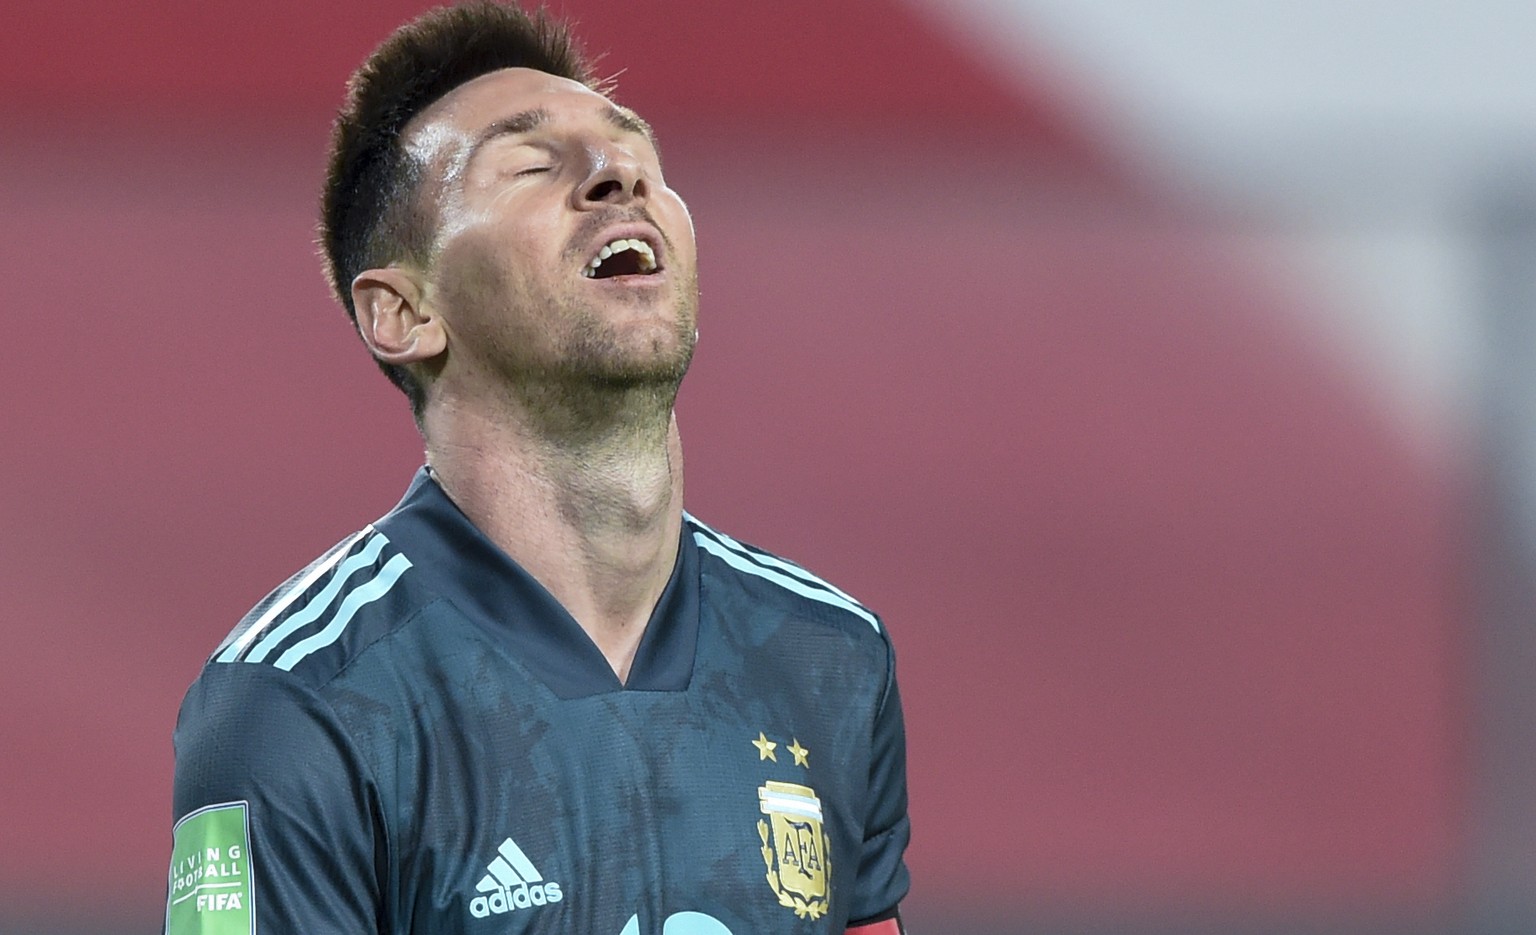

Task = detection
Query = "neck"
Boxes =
[422,380,685,683]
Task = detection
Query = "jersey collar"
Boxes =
[375,467,699,699]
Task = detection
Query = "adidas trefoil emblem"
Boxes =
[468,837,564,919]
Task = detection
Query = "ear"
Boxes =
[351,267,447,366]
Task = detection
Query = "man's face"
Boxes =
[404,67,698,402]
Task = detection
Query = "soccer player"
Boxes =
[165,3,910,933]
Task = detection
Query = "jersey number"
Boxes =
[619,911,732,935]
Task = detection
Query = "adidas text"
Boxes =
[470,882,563,918]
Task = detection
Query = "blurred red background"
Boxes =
[1,1,1469,932]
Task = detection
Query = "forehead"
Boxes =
[406,67,634,155]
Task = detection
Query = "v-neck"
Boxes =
[374,468,699,698]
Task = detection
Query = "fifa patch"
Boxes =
[166,801,254,935]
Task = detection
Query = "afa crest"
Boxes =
[757,780,831,920]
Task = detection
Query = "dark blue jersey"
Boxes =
[167,469,910,935]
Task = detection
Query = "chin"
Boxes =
[564,320,696,386]
[586,347,694,388]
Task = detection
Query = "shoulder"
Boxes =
[176,523,440,801]
[205,523,433,687]
[684,512,889,644]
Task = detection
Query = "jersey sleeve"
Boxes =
[167,662,386,934]
[847,634,912,925]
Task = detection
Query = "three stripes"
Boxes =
[216,527,412,671]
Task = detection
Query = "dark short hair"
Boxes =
[319,1,596,417]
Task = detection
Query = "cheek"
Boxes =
[439,221,548,296]
[443,184,561,265]
[438,230,501,291]
[658,196,697,263]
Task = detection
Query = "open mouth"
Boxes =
[582,237,660,279]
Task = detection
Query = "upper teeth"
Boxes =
[582,238,658,277]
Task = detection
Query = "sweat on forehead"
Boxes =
[407,68,618,135]
[403,68,654,172]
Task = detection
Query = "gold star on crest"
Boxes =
[752,732,778,761]
[787,738,809,767]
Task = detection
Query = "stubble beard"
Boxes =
[468,265,700,446]
[558,276,698,390]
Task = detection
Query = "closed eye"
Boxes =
[515,166,553,177]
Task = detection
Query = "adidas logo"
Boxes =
[468,837,564,919]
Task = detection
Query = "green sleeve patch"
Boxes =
[166,801,255,935]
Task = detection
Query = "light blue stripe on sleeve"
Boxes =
[691,532,879,631]
[216,528,371,663]
[688,515,867,609]
[242,534,390,664]
[272,554,412,672]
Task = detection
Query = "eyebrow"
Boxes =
[464,107,551,165]
[463,103,659,168]
[605,104,654,142]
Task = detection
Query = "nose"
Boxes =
[575,143,649,209]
